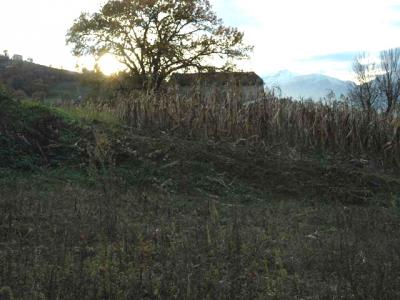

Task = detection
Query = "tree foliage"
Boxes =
[66,0,252,90]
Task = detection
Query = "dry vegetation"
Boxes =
[1,89,400,299]
[114,89,400,169]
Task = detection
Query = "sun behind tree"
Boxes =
[98,53,125,76]
[66,0,252,91]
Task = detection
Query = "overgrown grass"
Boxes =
[1,177,400,299]
[56,104,120,128]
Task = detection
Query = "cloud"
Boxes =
[2,0,400,80]
[212,0,260,27]
[0,0,101,70]
[390,20,400,27]
[391,3,400,11]
[303,52,360,63]
[211,0,400,79]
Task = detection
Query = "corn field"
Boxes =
[113,89,400,167]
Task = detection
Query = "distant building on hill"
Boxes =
[12,54,23,61]
[169,72,264,101]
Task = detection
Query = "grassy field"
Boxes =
[1,94,400,299]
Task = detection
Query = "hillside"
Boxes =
[0,55,88,103]
[264,70,352,100]
[1,94,400,299]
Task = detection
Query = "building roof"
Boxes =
[170,72,264,87]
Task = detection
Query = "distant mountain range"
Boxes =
[263,70,353,100]
[0,56,354,103]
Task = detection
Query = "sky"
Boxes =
[1,0,400,80]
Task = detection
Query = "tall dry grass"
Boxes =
[112,87,399,167]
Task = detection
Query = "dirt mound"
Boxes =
[108,132,400,205]
[0,97,84,169]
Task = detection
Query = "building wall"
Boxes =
[12,55,23,61]
[174,84,264,103]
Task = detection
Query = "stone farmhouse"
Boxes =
[12,54,23,61]
[169,72,264,101]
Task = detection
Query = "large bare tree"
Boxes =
[376,48,400,114]
[66,0,252,90]
[349,53,379,113]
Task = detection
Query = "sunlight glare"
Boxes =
[98,53,124,76]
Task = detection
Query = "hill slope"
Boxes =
[0,94,86,169]
[0,56,88,102]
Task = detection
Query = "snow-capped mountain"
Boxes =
[263,70,299,86]
[263,70,353,100]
